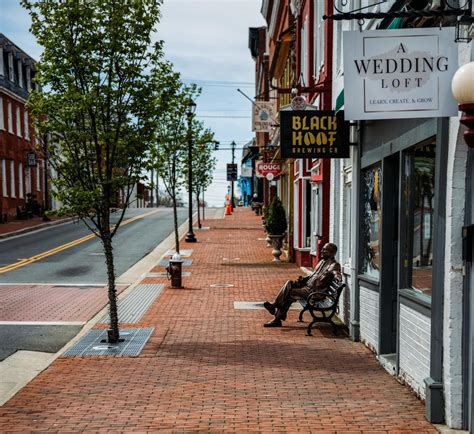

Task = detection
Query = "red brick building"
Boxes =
[0,33,44,220]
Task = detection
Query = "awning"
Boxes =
[335,89,344,112]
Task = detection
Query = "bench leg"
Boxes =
[306,320,317,336]
[330,320,338,336]
[298,307,308,322]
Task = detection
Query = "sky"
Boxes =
[0,0,266,206]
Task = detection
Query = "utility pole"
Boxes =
[231,140,236,209]
[150,168,154,207]
[156,171,159,207]
[42,133,50,221]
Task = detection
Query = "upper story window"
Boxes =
[0,97,4,131]
[24,110,29,140]
[300,17,309,86]
[17,60,23,88]
[7,101,13,133]
[26,66,31,91]
[0,47,4,77]
[8,52,14,82]
[16,105,22,137]
[313,0,325,80]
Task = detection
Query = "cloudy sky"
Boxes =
[0,0,266,206]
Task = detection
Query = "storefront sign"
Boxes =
[256,162,282,178]
[343,27,458,120]
[241,165,253,177]
[26,152,37,167]
[280,110,349,158]
[226,163,238,181]
[252,101,277,132]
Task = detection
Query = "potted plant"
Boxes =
[265,197,287,262]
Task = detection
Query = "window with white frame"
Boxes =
[10,160,15,198]
[16,105,21,137]
[300,17,309,86]
[17,60,23,88]
[303,180,312,248]
[313,0,325,80]
[7,101,13,133]
[26,66,31,91]
[0,47,4,77]
[0,97,4,130]
[1,160,7,197]
[310,184,323,253]
[18,162,24,198]
[24,110,29,140]
[8,52,14,82]
[25,166,31,194]
[342,169,352,265]
[36,160,41,191]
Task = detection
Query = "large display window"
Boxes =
[361,164,382,279]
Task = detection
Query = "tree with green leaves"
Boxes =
[190,124,217,228]
[23,0,173,343]
[148,84,201,254]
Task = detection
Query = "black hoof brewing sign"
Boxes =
[280,110,350,159]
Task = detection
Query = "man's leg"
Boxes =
[263,279,295,316]
[264,282,309,327]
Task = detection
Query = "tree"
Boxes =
[190,124,217,228]
[148,84,201,254]
[23,0,172,343]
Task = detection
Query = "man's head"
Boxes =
[321,243,337,260]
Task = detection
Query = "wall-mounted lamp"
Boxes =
[455,15,473,43]
[349,120,359,145]
[452,62,474,147]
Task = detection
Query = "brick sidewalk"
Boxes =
[0,207,435,432]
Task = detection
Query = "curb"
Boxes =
[0,217,76,241]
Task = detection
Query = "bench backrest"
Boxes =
[328,281,346,305]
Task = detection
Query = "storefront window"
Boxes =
[402,141,435,296]
[361,164,382,279]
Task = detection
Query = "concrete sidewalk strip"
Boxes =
[99,283,164,324]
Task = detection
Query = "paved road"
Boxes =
[0,207,188,284]
[0,207,188,361]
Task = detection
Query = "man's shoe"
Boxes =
[263,301,276,315]
[263,318,282,327]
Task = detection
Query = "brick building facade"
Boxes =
[0,33,43,220]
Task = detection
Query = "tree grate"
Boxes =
[63,327,154,357]
[99,283,164,324]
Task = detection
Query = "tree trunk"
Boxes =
[196,191,202,229]
[172,192,180,254]
[102,224,120,343]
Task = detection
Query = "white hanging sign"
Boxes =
[343,27,458,120]
[252,101,277,132]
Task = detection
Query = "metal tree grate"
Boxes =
[99,283,164,324]
[63,327,154,357]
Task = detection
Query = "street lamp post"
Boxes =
[185,99,197,243]
[230,140,236,209]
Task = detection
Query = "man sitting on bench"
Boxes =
[263,242,342,328]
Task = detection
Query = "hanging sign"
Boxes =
[343,27,458,120]
[26,152,37,167]
[252,101,277,132]
[241,165,253,177]
[280,110,349,158]
[256,162,282,178]
[226,163,238,181]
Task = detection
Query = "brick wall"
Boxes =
[399,303,431,400]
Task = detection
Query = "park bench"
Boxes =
[298,281,346,336]
[16,206,33,220]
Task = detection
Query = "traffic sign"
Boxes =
[226,164,238,181]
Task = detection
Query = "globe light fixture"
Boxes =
[452,62,474,147]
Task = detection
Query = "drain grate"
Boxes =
[210,283,235,288]
[63,327,154,357]
[146,272,191,277]
[99,283,164,324]
[159,258,193,267]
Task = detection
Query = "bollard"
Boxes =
[166,252,183,288]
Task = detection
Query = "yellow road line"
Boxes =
[0,209,161,274]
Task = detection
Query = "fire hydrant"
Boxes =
[166,252,183,288]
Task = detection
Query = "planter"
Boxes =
[268,234,285,262]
